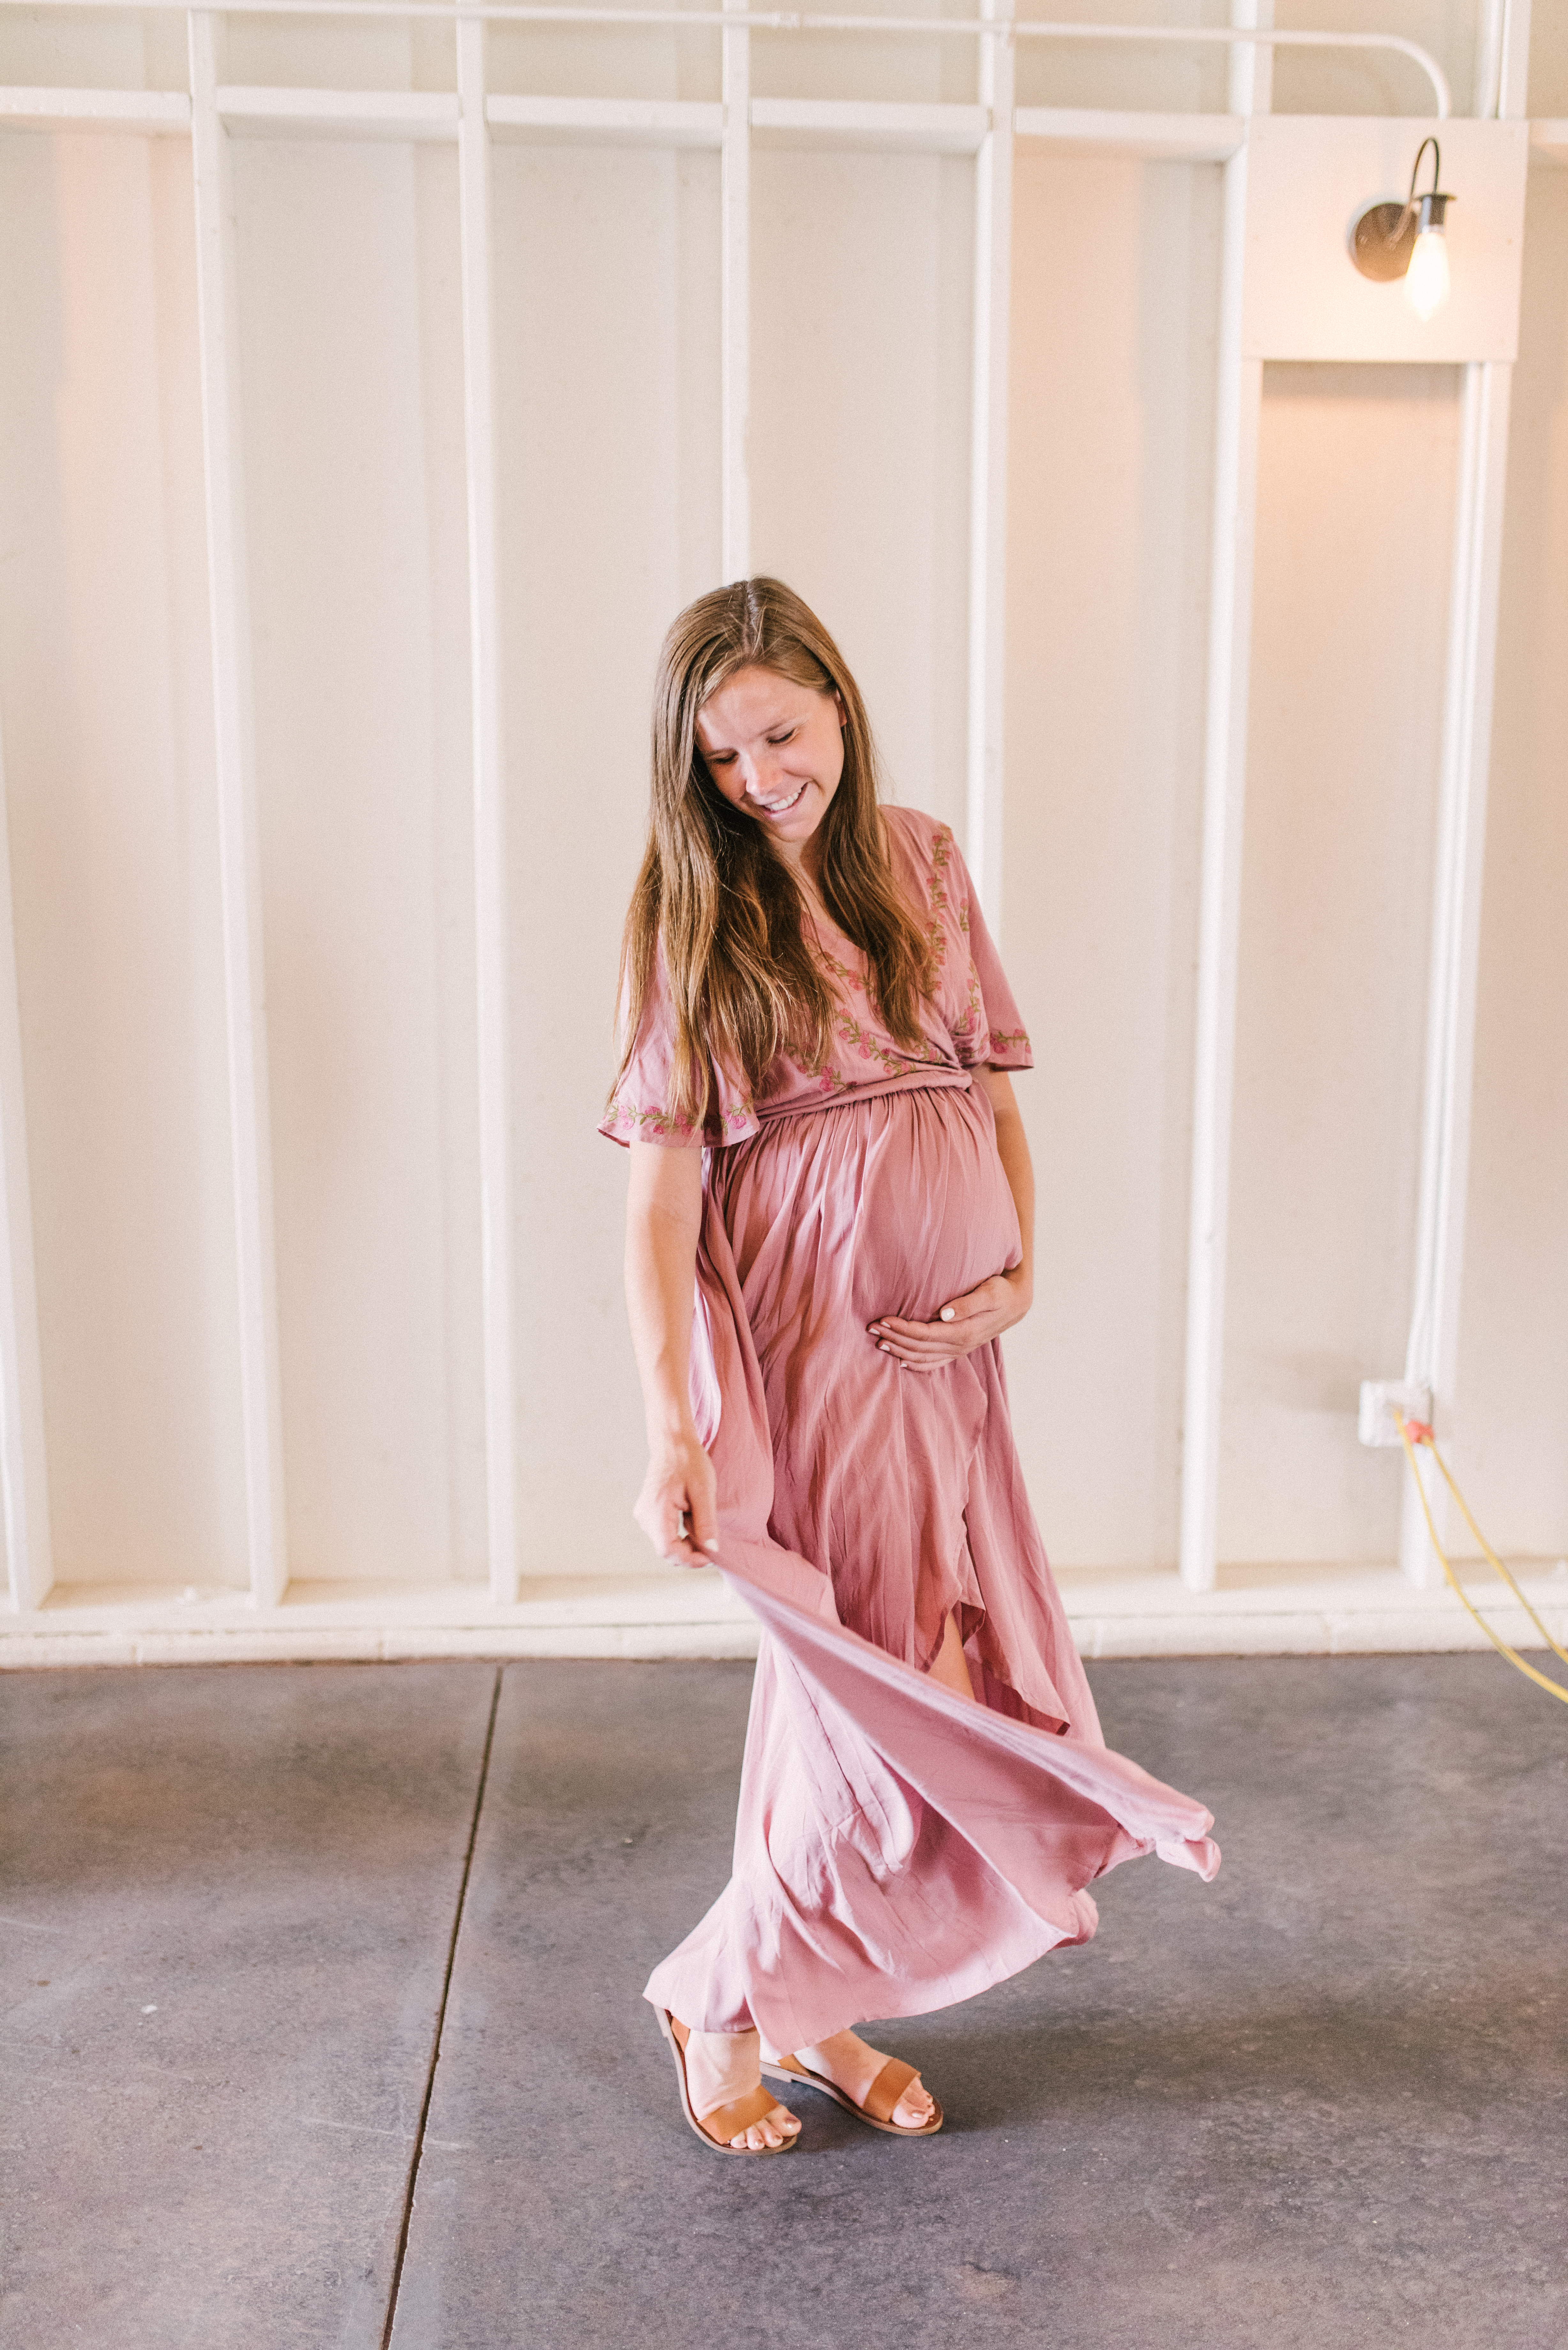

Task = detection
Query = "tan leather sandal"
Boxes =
[762,2051,943,2136]
[658,2010,801,2156]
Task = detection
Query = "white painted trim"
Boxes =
[750,99,987,154]
[20,91,1541,163]
[1012,107,1242,161]
[0,4,1456,119]
[0,85,189,129]
[0,728,52,1612]
[721,0,750,581]
[1177,6,1271,1596]
[457,21,519,1605]
[963,0,1013,933]
[487,93,721,145]
[189,14,289,1611]
[1474,0,1506,120]
[1497,0,1533,120]
[1398,2,1528,1585]
[218,85,458,137]
[4,1560,1566,1668]
[1399,362,1515,1587]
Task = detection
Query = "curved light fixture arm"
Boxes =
[1387,135,1444,247]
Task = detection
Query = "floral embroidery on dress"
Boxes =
[603,1100,698,1142]
[810,921,924,1079]
[989,1027,1030,1054]
[833,1008,918,1077]
[604,1089,756,1144]
[948,954,985,1042]
[925,825,954,970]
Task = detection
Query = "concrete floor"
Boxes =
[2,1655,1564,2350]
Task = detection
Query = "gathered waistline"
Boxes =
[740,1067,976,1136]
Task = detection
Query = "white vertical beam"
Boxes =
[1398,0,1528,1585]
[0,730,52,1611]
[457,18,519,1604]
[1472,0,1506,118]
[1496,0,1533,125]
[190,11,288,1608]
[1177,5,1271,1593]
[721,0,750,580]
[964,0,1014,930]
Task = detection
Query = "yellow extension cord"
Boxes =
[1396,1413,1568,1706]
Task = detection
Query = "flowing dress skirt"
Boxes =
[645,1081,1218,2054]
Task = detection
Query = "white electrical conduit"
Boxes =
[3,3,1454,125]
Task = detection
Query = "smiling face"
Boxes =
[694,663,847,872]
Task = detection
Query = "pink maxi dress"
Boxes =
[602,807,1218,2057]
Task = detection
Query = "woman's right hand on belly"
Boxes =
[635,1432,720,1571]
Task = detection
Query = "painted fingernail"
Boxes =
[703,1539,719,1553]
[939,1308,956,1322]
[879,1342,892,1353]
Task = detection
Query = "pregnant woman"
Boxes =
[603,578,1218,2156]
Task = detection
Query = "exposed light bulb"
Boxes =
[1406,224,1451,321]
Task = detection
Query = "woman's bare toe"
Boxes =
[732,2105,800,2151]
[797,2028,940,2130]
[890,2079,935,2131]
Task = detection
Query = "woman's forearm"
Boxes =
[976,1066,1035,1302]
[625,1141,705,1442]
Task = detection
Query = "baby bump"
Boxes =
[712,1083,1020,1347]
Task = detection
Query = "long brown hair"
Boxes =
[613,579,934,1128]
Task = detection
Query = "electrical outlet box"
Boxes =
[1358,1379,1432,1448]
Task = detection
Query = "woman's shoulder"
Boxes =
[879,801,959,871]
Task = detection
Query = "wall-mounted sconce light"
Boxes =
[1349,137,1455,321]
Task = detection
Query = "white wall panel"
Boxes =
[492,138,721,1577]
[1002,150,1221,1572]
[0,126,247,1589]
[0,6,1564,1638]
[1268,1,1478,120]
[0,9,187,93]
[221,15,456,96]
[487,20,718,105]
[232,135,483,1584]
[1456,165,1568,1554]
[1220,364,1459,1567]
[750,147,974,834]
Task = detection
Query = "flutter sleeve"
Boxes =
[599,944,760,1149]
[944,831,1034,1071]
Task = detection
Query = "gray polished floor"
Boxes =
[2,1653,1564,2349]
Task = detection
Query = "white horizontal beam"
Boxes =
[752,97,987,153]
[0,85,189,131]
[217,85,457,137]
[1531,120,1568,163]
[1014,107,1242,162]
[488,93,721,144]
[0,87,1385,163]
